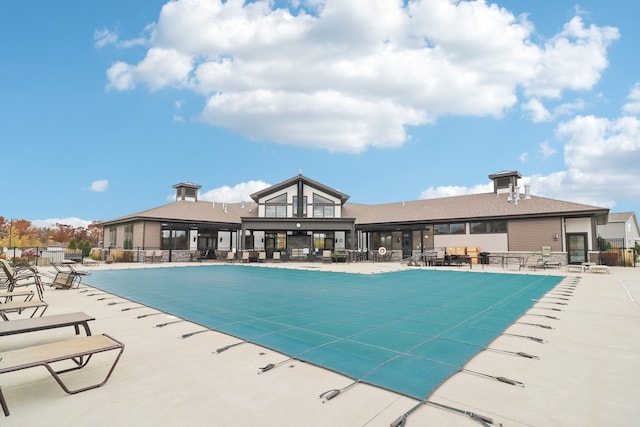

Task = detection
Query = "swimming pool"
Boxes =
[88,266,562,400]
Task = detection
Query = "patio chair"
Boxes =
[226,251,236,263]
[433,251,446,266]
[0,333,124,416]
[258,252,266,263]
[322,250,332,263]
[52,262,90,288]
[0,300,48,321]
[241,251,250,263]
[0,259,45,301]
[272,252,281,262]
[541,246,561,269]
[525,256,545,270]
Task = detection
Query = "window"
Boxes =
[161,228,188,249]
[450,223,465,234]
[371,232,392,250]
[470,220,507,234]
[123,224,133,250]
[434,223,465,234]
[313,194,334,218]
[265,194,287,218]
[108,227,117,248]
[313,232,334,250]
[293,196,307,216]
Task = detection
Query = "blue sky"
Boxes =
[2,0,639,228]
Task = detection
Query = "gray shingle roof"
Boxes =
[101,191,608,227]
[343,192,608,225]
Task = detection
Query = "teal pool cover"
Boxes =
[88,266,562,400]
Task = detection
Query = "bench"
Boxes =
[588,265,610,274]
[0,333,124,416]
[0,300,48,321]
[566,264,585,273]
[0,312,95,337]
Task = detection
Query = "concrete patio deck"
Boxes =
[1,262,638,426]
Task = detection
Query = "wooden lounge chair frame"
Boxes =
[0,333,124,416]
[0,312,95,337]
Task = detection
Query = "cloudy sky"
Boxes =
[1,0,638,228]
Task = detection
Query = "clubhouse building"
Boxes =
[98,170,609,265]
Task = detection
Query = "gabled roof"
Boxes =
[99,200,258,227]
[607,212,635,222]
[250,174,350,204]
[99,177,609,228]
[343,192,608,225]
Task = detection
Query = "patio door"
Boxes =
[567,233,588,264]
[402,232,412,258]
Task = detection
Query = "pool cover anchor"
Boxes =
[120,306,145,312]
[390,399,495,427]
[155,320,185,328]
[515,321,553,329]
[136,312,164,319]
[214,341,246,354]
[181,329,210,339]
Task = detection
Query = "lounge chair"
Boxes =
[525,256,545,270]
[241,251,250,263]
[0,300,48,321]
[322,250,332,263]
[258,252,266,263]
[226,251,236,263]
[272,252,281,262]
[0,312,95,337]
[52,262,90,288]
[433,251,445,266]
[0,333,124,416]
[51,272,76,289]
[0,290,34,303]
[0,259,45,300]
[541,246,561,269]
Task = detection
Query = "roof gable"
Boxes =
[250,174,349,204]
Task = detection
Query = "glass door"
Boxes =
[567,233,588,264]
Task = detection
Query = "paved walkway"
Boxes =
[1,262,638,426]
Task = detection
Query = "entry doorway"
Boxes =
[567,233,588,264]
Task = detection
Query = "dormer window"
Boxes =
[265,194,287,218]
[313,194,335,218]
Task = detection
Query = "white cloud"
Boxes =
[198,180,271,203]
[94,25,152,49]
[522,98,551,123]
[622,83,640,115]
[89,180,109,192]
[32,218,93,228]
[106,0,618,152]
[94,29,118,49]
[420,85,640,209]
[539,141,556,159]
[519,152,528,163]
[522,98,586,123]
[420,182,493,199]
